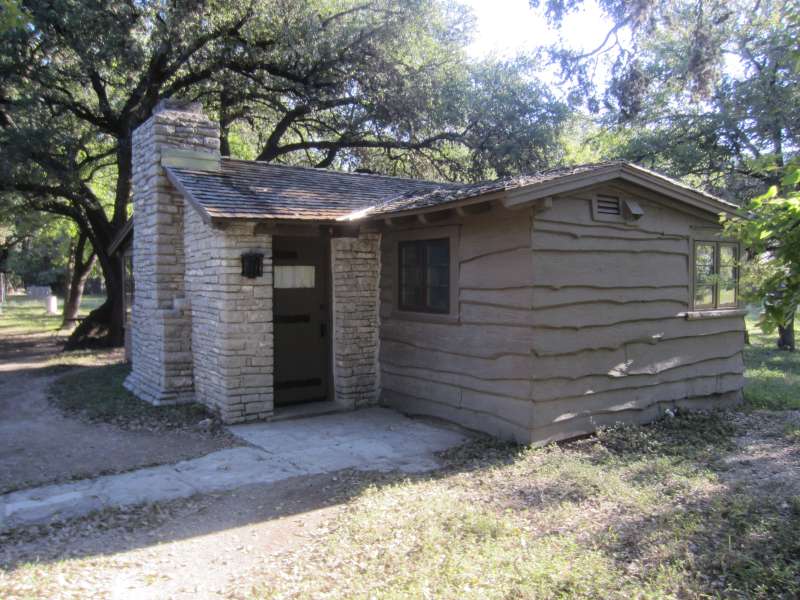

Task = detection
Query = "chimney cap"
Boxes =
[154,98,203,115]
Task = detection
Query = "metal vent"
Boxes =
[596,195,621,215]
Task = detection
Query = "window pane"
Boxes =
[401,286,422,308]
[694,285,714,308]
[427,239,449,266]
[428,286,449,311]
[427,265,449,287]
[398,238,450,313]
[695,243,716,285]
[719,266,735,282]
[719,245,738,306]
[400,242,419,266]
[719,285,736,306]
[274,265,315,289]
[720,244,737,266]
[719,264,737,306]
[402,267,422,286]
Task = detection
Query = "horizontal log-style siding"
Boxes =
[379,184,745,443]
[380,211,537,440]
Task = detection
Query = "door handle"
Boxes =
[320,323,327,338]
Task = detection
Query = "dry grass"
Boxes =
[49,363,226,433]
[2,303,799,598]
[253,413,800,599]
[250,320,800,600]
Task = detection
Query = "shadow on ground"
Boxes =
[0,334,236,495]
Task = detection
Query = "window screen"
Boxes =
[398,238,450,313]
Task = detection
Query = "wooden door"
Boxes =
[273,235,331,406]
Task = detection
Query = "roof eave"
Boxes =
[502,163,739,217]
[352,189,508,222]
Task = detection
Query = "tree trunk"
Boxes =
[62,233,96,328]
[64,242,125,350]
[219,85,232,157]
[777,316,795,352]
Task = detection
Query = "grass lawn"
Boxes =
[744,315,800,410]
[0,295,104,335]
[254,316,800,600]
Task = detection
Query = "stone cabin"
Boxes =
[124,100,747,444]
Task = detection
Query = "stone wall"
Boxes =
[125,101,219,405]
[127,100,379,420]
[183,210,274,422]
[331,233,381,408]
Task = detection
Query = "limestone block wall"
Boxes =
[125,101,219,405]
[183,209,274,423]
[332,233,381,408]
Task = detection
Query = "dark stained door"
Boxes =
[273,235,331,406]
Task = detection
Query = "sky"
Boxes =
[460,0,746,87]
[459,0,615,61]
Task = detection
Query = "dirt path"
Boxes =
[0,332,460,599]
[0,333,234,493]
[0,471,373,600]
[721,410,800,498]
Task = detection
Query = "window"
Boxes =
[398,238,450,313]
[274,265,315,289]
[693,241,739,309]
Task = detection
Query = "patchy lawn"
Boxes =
[0,295,103,335]
[51,363,224,433]
[254,412,800,600]
[2,308,799,599]
[250,318,800,600]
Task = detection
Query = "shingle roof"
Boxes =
[166,158,456,221]
[165,158,738,223]
[361,162,621,217]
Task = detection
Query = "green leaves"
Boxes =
[726,165,800,336]
[536,0,800,201]
[783,168,800,188]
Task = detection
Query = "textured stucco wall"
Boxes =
[378,189,745,444]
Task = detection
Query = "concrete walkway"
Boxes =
[0,408,469,531]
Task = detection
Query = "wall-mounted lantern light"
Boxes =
[241,252,264,278]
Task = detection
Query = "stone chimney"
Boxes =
[124,100,220,405]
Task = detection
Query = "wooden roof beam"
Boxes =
[455,201,493,217]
